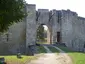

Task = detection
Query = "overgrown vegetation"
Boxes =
[37,25,45,42]
[57,46,85,64]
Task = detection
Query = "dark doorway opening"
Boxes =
[57,32,61,42]
[84,43,85,48]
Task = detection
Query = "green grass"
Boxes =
[57,46,85,64]
[47,46,60,53]
[0,55,37,64]
[0,45,47,64]
[37,46,47,53]
[37,42,48,44]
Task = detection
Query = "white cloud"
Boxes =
[25,0,85,17]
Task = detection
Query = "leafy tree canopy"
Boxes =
[0,0,26,33]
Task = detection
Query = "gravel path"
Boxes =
[28,45,73,64]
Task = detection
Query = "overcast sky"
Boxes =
[25,0,85,18]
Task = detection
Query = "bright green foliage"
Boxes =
[0,0,26,33]
[37,25,45,41]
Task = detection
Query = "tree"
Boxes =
[0,0,26,33]
[37,25,45,41]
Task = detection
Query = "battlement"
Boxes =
[25,4,36,10]
[61,9,77,16]
[38,9,49,12]
[26,4,36,7]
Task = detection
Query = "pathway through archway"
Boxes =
[36,24,51,44]
[28,45,72,64]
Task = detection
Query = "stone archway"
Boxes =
[25,4,59,54]
[36,24,52,44]
[2,4,85,55]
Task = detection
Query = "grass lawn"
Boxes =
[47,46,60,53]
[0,45,47,64]
[0,55,37,64]
[57,46,85,64]
[37,46,47,53]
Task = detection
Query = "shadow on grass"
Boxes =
[36,43,60,53]
[36,43,85,54]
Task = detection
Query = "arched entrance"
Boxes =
[36,24,52,44]
[25,5,58,54]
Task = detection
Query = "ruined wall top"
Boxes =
[38,9,49,12]
[78,16,85,21]
[25,4,85,23]
[26,4,36,7]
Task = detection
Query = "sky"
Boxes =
[25,0,85,18]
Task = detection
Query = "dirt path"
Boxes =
[28,45,73,64]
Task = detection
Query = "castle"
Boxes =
[0,4,85,55]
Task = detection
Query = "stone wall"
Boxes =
[60,10,85,51]
[72,17,85,51]
[0,21,26,54]
[26,4,36,46]
[1,3,85,55]
[60,10,74,48]
[25,4,38,54]
[8,21,26,54]
[36,9,52,43]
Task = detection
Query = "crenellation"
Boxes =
[26,4,36,8]
[38,9,49,12]
[25,4,85,53]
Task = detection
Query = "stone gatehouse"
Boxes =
[0,4,85,55]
